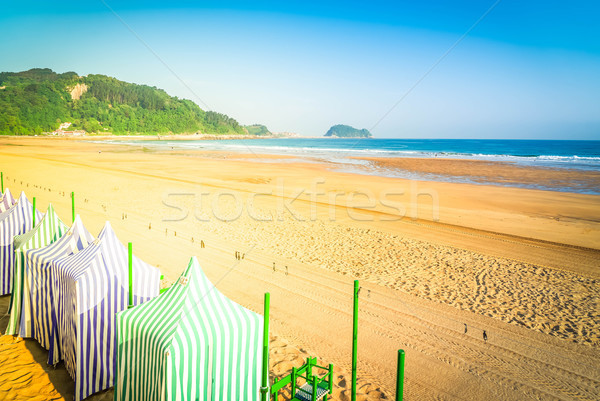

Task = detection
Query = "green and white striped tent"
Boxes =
[6,203,68,336]
[115,257,264,401]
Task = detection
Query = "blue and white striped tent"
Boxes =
[0,188,16,212]
[0,191,43,295]
[6,204,69,337]
[115,257,263,401]
[23,214,94,359]
[50,221,161,401]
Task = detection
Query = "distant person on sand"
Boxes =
[464,323,467,334]
[483,330,488,342]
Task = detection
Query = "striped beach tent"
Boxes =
[0,192,44,295]
[115,257,263,401]
[23,214,94,358]
[51,221,161,401]
[5,204,68,336]
[0,188,16,212]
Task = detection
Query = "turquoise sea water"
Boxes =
[110,138,600,193]
[128,138,600,168]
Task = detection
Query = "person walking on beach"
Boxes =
[464,323,467,334]
[483,330,488,342]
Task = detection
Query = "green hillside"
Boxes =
[0,68,247,136]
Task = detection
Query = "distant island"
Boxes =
[244,124,271,136]
[0,68,271,136]
[324,124,372,138]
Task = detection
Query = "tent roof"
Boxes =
[25,214,94,261]
[0,192,44,243]
[53,221,158,286]
[0,188,15,212]
[121,256,262,348]
[53,221,113,281]
[0,191,27,223]
[13,203,66,250]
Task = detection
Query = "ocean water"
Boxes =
[123,138,600,168]
[110,138,600,193]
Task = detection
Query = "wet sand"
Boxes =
[357,156,600,194]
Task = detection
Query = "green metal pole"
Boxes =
[128,242,133,308]
[396,349,405,401]
[261,292,270,401]
[1,172,3,193]
[351,280,359,401]
[71,191,75,223]
[32,197,36,226]
[291,367,297,397]
[328,363,334,394]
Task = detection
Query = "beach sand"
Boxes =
[0,137,599,400]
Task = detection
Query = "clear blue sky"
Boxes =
[1,1,599,139]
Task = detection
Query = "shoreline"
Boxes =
[76,135,600,195]
[0,133,291,142]
[2,137,599,248]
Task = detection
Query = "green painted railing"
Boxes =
[271,357,333,401]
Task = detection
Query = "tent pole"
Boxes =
[261,292,270,401]
[128,242,133,308]
[71,191,75,223]
[396,349,405,401]
[32,197,36,226]
[351,280,359,401]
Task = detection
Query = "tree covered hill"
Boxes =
[324,124,372,138]
[0,68,250,136]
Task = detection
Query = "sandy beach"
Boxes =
[1,137,599,400]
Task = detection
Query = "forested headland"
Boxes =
[0,68,268,136]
